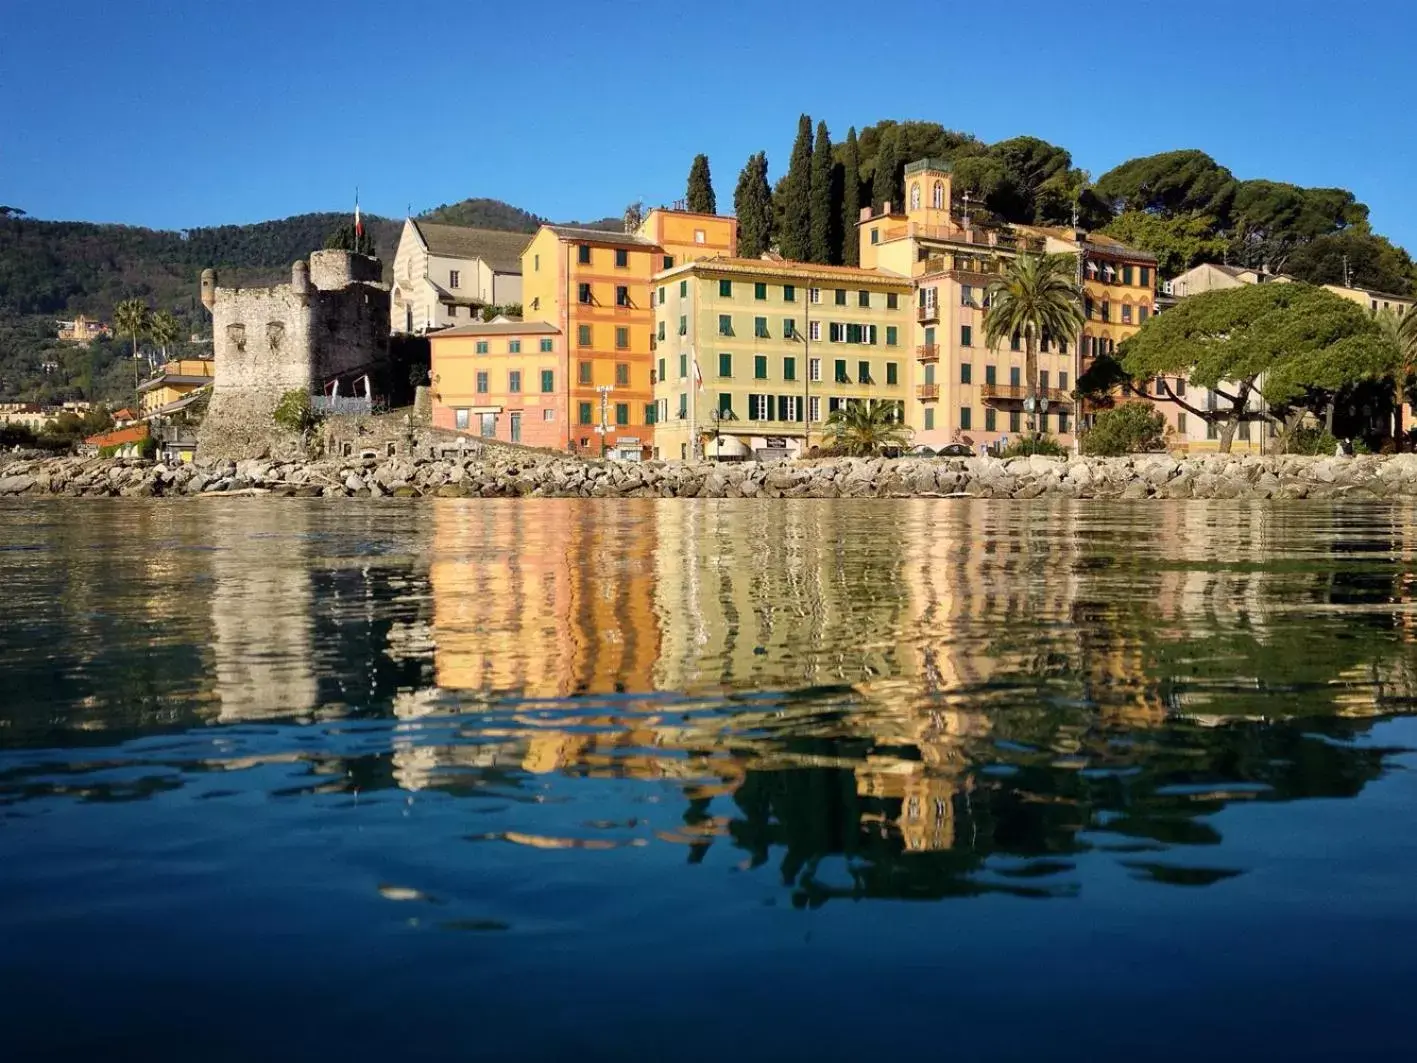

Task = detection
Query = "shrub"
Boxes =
[1001,435,1068,458]
[1081,403,1166,456]
[1281,425,1339,455]
[272,389,321,435]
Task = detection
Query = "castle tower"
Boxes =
[200,268,217,312]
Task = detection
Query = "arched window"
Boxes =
[932,181,944,209]
[910,183,921,210]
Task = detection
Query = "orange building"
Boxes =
[428,320,566,448]
[520,208,736,459]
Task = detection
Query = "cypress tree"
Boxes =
[840,127,862,266]
[808,121,834,265]
[873,134,901,213]
[780,114,813,261]
[686,154,716,214]
[733,152,773,259]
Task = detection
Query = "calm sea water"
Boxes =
[2,498,1417,1061]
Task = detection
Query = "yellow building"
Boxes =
[520,208,737,460]
[138,357,214,417]
[651,258,913,460]
[1323,282,1414,318]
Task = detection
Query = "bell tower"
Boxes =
[904,158,953,229]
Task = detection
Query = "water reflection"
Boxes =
[1,498,1416,903]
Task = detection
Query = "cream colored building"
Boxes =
[650,257,913,460]
[389,218,527,333]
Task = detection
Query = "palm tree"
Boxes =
[822,399,911,457]
[113,299,150,390]
[983,254,1086,438]
[1374,308,1417,449]
[149,309,179,364]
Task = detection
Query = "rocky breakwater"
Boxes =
[6,452,1417,501]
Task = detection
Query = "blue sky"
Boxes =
[4,0,1416,251]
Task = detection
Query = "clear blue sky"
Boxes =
[4,0,1415,251]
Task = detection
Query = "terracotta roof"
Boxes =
[412,221,528,273]
[86,423,149,447]
[112,407,135,420]
[431,320,560,338]
[545,224,656,247]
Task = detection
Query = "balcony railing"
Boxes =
[916,384,940,401]
[979,384,1070,405]
[917,304,939,323]
[915,344,940,362]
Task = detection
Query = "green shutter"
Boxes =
[754,355,767,379]
[784,356,796,381]
[886,362,897,385]
[719,279,732,297]
[541,370,554,393]
[719,352,732,377]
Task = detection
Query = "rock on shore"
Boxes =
[4,452,1417,501]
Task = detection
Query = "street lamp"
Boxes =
[595,384,614,458]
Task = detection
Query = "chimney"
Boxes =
[883,201,893,215]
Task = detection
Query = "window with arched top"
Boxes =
[910,183,921,210]
[932,181,944,209]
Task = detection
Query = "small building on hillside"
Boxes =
[390,219,527,334]
[56,315,111,343]
[1163,262,1289,299]
[85,422,151,457]
[138,358,215,418]
[196,250,391,459]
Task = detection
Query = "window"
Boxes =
[749,394,770,421]
[961,325,972,347]
[923,408,934,430]
[809,321,821,342]
[615,363,629,386]
[540,370,554,393]
[1239,420,1251,442]
[534,254,540,271]
[679,315,687,336]
[1057,411,1069,434]
[509,413,521,443]
[543,409,555,422]
[657,285,666,304]
[663,256,673,270]
[809,396,821,422]
[509,339,521,353]
[446,306,457,319]
[1060,372,1068,391]
[886,326,898,346]
[960,284,973,307]
[1009,410,1021,432]
[577,324,591,347]
[719,352,732,378]
[578,283,592,304]
[539,337,553,352]
[784,356,796,381]
[679,280,687,298]
[1039,370,1049,391]
[719,279,733,298]
[476,371,488,394]
[455,408,469,430]
[835,359,849,383]
[678,393,687,418]
[694,229,706,244]
[578,245,594,266]
[508,370,521,393]
[1122,265,1134,286]
[578,361,592,385]
[858,290,870,308]
[1101,301,1111,323]
[614,248,628,268]
[1175,378,1185,396]
[1010,366,1021,387]
[1138,306,1149,323]
[717,393,733,417]
[657,321,666,341]
[449,270,460,289]
[615,286,630,307]
[809,288,822,305]
[754,282,767,301]
[475,340,489,355]
[578,401,593,424]
[615,326,628,349]
[1140,267,1151,287]
[960,407,972,430]
[910,183,921,210]
[923,363,935,385]
[614,402,629,426]
[1122,305,1133,324]
[679,353,688,379]
[1010,332,1020,352]
[1207,421,1219,440]
[754,355,767,379]
[718,314,733,336]
[809,358,821,382]
[479,412,496,438]
[858,360,871,383]
[961,363,972,384]
[784,284,796,302]
[784,317,797,340]
[645,403,657,425]
[1177,411,1187,434]
[1085,297,1095,319]
[835,289,847,306]
[755,316,769,338]
[886,362,898,386]
[985,408,997,431]
[887,292,898,309]
[1155,374,1165,394]
[871,229,880,245]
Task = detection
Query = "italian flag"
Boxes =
[354,190,363,238]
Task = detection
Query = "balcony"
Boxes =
[613,303,635,315]
[917,304,939,323]
[916,344,940,363]
[916,384,940,401]
[980,384,1070,405]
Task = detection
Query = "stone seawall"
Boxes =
[6,453,1417,501]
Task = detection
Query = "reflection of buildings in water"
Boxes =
[429,501,659,697]
[208,504,318,721]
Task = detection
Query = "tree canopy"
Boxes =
[733,152,773,259]
[686,154,716,214]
